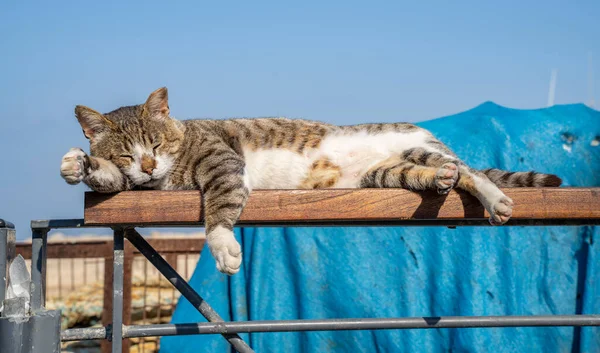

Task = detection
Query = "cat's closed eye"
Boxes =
[120,154,133,161]
[152,143,162,154]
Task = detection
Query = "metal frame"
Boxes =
[1,220,62,353]
[26,218,600,353]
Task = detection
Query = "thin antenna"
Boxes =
[588,53,595,108]
[547,69,557,107]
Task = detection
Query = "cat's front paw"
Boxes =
[435,162,459,194]
[207,226,242,275]
[489,196,514,225]
[60,148,87,185]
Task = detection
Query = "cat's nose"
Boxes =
[141,155,156,176]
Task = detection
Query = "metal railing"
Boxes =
[17,215,600,353]
[28,220,253,352]
[2,186,600,353]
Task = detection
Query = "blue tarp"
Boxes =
[160,103,600,353]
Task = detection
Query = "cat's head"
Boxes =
[75,87,185,185]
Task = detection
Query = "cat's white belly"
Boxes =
[243,130,443,189]
[243,148,312,189]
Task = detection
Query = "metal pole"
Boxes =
[112,229,124,353]
[61,314,600,341]
[124,314,600,335]
[124,228,254,353]
[30,227,48,312]
[0,229,5,307]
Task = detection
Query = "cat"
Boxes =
[60,87,561,275]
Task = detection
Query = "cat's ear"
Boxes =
[74,105,114,140]
[143,87,169,118]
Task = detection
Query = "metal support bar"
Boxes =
[61,314,600,341]
[112,229,124,353]
[0,229,5,307]
[124,228,254,353]
[30,227,48,312]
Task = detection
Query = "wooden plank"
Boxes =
[84,188,600,226]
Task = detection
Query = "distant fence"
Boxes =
[16,237,203,353]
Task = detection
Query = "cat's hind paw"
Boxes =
[435,162,459,194]
[489,196,514,225]
[207,226,242,275]
[60,148,87,185]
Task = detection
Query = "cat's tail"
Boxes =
[480,168,562,187]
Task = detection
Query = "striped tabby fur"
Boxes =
[60,88,561,275]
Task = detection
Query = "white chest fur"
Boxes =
[243,130,440,189]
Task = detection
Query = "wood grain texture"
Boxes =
[84,188,600,226]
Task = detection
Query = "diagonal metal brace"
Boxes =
[124,228,254,353]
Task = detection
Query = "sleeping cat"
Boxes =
[60,87,561,275]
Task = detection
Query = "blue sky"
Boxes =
[1,1,599,239]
